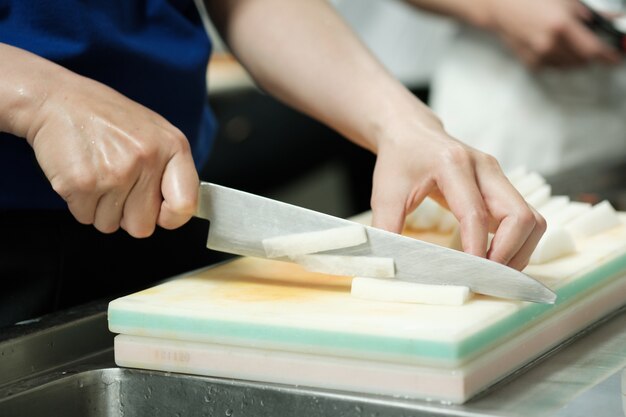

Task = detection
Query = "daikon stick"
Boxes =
[351,277,472,306]
[565,200,621,238]
[545,201,591,228]
[526,184,551,208]
[262,224,367,258]
[405,197,443,230]
[506,166,528,183]
[512,171,546,197]
[529,227,576,264]
[293,254,395,278]
[538,196,570,218]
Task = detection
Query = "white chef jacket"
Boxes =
[429,1,626,176]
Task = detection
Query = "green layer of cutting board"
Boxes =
[108,216,626,367]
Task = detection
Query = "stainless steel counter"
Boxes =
[0,299,624,417]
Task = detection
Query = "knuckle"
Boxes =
[125,223,155,239]
[515,207,537,229]
[534,40,553,56]
[442,143,471,167]
[162,126,189,152]
[96,222,120,234]
[129,141,158,165]
[51,171,97,197]
[534,35,558,55]
[535,211,548,233]
[547,18,567,36]
[478,153,501,171]
[69,206,94,225]
[169,196,197,217]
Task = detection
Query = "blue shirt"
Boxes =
[0,0,215,208]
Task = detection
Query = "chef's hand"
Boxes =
[208,0,545,269]
[482,0,621,69]
[370,109,546,271]
[0,43,199,237]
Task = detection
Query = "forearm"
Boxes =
[206,0,442,153]
[402,0,493,29]
[0,43,60,142]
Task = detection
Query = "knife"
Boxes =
[196,182,557,304]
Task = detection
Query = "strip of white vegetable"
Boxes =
[511,171,546,197]
[538,196,570,218]
[529,227,576,265]
[565,200,622,238]
[351,277,472,306]
[293,254,395,278]
[526,184,551,208]
[262,224,367,258]
[405,197,443,230]
[544,201,592,228]
[506,166,528,183]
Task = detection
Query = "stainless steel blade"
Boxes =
[196,182,556,304]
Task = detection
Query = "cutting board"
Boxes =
[108,214,626,403]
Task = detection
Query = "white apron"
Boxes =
[429,21,626,176]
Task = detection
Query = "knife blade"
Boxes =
[196,182,556,304]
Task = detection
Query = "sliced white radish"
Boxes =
[545,201,592,228]
[511,171,546,197]
[537,196,570,218]
[529,227,576,264]
[506,166,528,183]
[438,209,458,233]
[293,254,395,278]
[525,184,551,208]
[262,224,367,258]
[405,197,443,230]
[348,211,372,226]
[565,200,621,238]
[351,277,472,306]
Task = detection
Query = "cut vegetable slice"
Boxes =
[565,200,621,238]
[293,254,395,278]
[351,277,472,306]
[262,225,367,258]
[537,196,570,218]
[511,171,546,197]
[506,166,528,183]
[405,197,443,230]
[544,201,592,228]
[525,184,551,208]
[529,227,576,265]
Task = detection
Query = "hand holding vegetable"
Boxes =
[209,0,546,270]
[0,43,199,237]
[369,98,546,271]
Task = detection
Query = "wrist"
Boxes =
[371,87,444,151]
[456,0,498,31]
[0,43,60,144]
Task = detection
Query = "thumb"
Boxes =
[158,151,199,230]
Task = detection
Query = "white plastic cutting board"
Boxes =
[109,215,626,369]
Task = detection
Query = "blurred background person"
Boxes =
[332,0,626,176]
